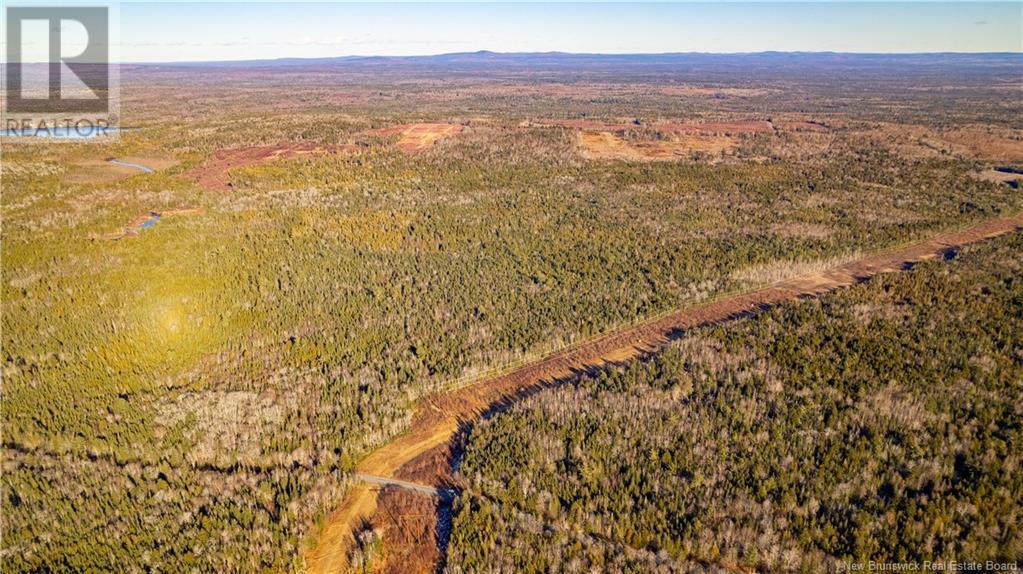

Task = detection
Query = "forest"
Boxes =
[447,232,1023,573]
[2,54,1021,572]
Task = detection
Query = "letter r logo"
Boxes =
[5,6,109,113]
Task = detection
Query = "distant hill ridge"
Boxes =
[125,50,1023,69]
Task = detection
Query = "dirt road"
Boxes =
[303,213,1023,574]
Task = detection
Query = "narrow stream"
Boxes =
[109,159,156,173]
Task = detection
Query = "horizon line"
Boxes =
[111,49,1023,66]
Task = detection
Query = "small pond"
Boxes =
[139,214,161,230]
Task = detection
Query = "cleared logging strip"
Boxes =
[305,213,1023,574]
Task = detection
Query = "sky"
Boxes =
[7,2,1023,62]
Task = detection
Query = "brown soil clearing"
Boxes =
[368,123,464,153]
[579,130,737,161]
[544,118,781,135]
[185,142,357,191]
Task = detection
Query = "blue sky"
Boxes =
[18,2,1023,62]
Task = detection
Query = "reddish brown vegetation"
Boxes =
[185,142,358,191]
[774,119,830,132]
[394,442,457,488]
[542,119,624,130]
[371,489,442,574]
[659,120,775,134]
